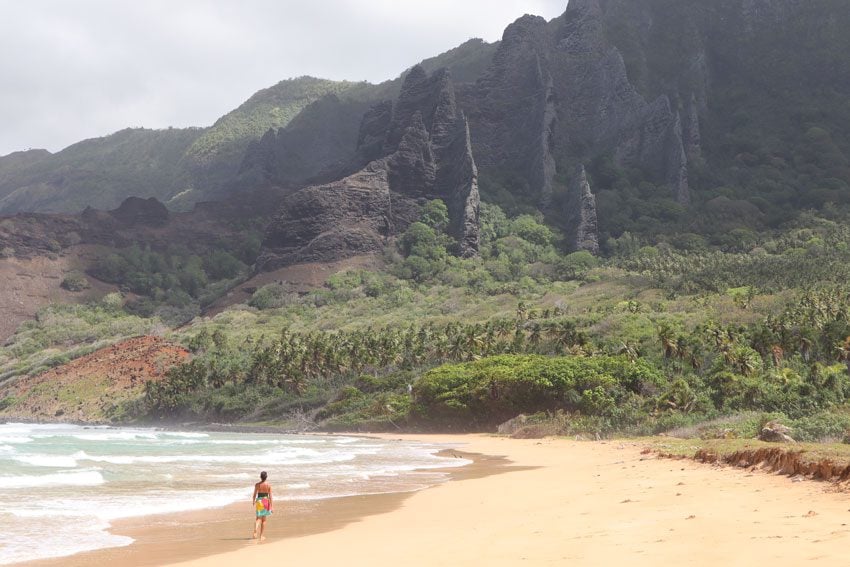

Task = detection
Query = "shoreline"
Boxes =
[15,432,850,565]
[169,433,850,566]
[13,442,503,567]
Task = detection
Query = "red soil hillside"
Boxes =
[0,336,189,423]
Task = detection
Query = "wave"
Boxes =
[0,517,132,565]
[160,431,209,439]
[162,438,324,446]
[0,470,104,489]
[72,431,159,441]
[71,447,358,466]
[13,455,78,468]
[0,436,33,444]
[11,487,249,521]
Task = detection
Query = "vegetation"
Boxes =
[0,128,200,214]
[5,197,850,437]
[88,238,258,325]
[0,294,163,381]
[60,271,90,292]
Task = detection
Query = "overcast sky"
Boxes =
[0,1,566,157]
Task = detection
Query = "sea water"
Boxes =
[0,422,471,564]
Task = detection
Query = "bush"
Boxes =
[249,283,295,310]
[61,271,90,291]
[412,354,664,429]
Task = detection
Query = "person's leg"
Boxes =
[259,517,266,541]
[253,517,261,539]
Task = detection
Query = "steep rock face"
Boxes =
[551,0,691,204]
[257,67,480,270]
[237,95,370,189]
[433,116,480,258]
[740,0,803,34]
[567,166,599,254]
[467,15,555,204]
[683,93,702,162]
[109,197,170,227]
[461,1,692,214]
[355,100,394,164]
[256,162,396,268]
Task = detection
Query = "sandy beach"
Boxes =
[155,433,850,567]
[25,433,850,566]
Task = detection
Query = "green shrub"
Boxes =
[413,354,664,428]
[249,283,295,310]
[60,271,90,292]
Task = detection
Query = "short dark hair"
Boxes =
[260,471,268,481]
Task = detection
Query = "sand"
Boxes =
[162,434,850,566]
[26,434,850,566]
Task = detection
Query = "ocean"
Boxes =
[0,422,470,565]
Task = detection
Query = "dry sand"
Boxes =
[155,434,850,567]
[25,434,850,566]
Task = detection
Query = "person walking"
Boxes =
[252,471,273,541]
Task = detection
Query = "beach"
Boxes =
[161,434,850,567]
[17,433,850,566]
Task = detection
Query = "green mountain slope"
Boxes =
[0,128,202,213]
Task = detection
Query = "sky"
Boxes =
[0,0,566,157]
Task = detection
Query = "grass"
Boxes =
[648,437,850,468]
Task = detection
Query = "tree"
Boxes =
[420,200,449,232]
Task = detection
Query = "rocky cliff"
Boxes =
[568,165,600,254]
[257,67,480,270]
[464,1,692,209]
[2,0,849,262]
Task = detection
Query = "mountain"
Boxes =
[0,78,362,214]
[0,40,500,216]
[256,65,480,270]
[0,128,201,214]
[2,0,850,256]
[248,0,850,265]
[4,0,850,431]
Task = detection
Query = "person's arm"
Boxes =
[268,486,273,512]
[252,484,257,506]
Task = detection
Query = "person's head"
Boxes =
[260,471,268,482]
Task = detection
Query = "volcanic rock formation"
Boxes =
[257,67,480,270]
[567,166,599,254]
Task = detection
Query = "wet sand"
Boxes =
[20,434,850,566]
[19,446,508,567]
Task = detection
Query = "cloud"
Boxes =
[0,0,566,156]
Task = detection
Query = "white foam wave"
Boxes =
[0,436,33,444]
[210,473,254,480]
[163,438,282,446]
[13,487,250,522]
[161,431,209,438]
[72,431,159,441]
[0,444,13,453]
[72,447,356,466]
[285,482,310,489]
[13,455,78,468]
[0,470,104,489]
[0,517,132,564]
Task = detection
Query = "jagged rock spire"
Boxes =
[569,165,599,254]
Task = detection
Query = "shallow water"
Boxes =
[0,422,470,564]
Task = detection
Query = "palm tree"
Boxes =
[657,323,678,360]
